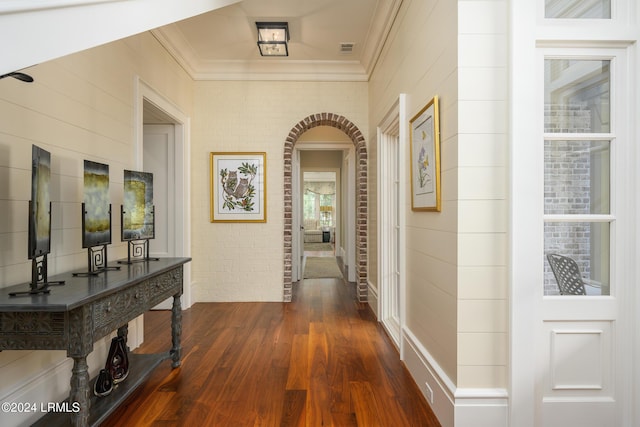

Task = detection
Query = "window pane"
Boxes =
[545,0,611,19]
[303,191,316,221]
[544,222,610,296]
[544,140,610,214]
[545,59,610,133]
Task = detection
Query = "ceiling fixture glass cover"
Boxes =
[256,22,289,57]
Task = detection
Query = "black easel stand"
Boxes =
[73,244,121,277]
[118,239,160,264]
[9,254,65,296]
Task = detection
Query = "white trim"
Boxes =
[510,0,538,426]
[134,76,192,310]
[367,280,379,318]
[403,327,508,427]
[376,94,407,353]
[296,142,353,279]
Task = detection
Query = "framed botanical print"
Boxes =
[210,152,267,222]
[410,96,441,211]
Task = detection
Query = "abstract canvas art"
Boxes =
[122,170,154,240]
[29,145,52,259]
[82,160,111,247]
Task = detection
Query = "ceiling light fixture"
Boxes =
[256,22,289,57]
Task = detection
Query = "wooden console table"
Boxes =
[0,257,191,427]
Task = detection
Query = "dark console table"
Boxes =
[0,257,191,427]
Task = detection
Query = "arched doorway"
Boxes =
[283,113,368,302]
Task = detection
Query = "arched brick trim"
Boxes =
[283,113,368,302]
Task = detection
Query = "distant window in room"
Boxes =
[303,172,336,229]
[545,0,611,19]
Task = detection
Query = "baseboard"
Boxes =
[454,388,509,427]
[367,280,378,318]
[402,328,508,427]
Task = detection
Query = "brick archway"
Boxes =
[283,113,368,302]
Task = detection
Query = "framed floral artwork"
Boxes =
[210,152,267,222]
[409,96,441,211]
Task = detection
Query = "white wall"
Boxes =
[456,0,508,390]
[0,31,194,426]
[190,80,368,302]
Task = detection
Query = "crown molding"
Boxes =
[191,59,368,82]
[360,0,403,77]
[152,0,400,82]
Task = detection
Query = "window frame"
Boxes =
[540,48,625,297]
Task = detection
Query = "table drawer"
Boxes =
[92,281,149,338]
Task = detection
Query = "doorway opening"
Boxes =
[283,113,368,302]
[135,77,191,309]
[301,170,341,280]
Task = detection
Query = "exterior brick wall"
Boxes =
[543,104,593,295]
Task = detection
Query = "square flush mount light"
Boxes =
[256,22,289,57]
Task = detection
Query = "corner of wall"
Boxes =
[402,328,508,427]
[368,280,379,318]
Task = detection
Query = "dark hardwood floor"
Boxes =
[104,278,441,426]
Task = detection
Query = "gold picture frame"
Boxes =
[409,96,441,211]
[210,152,267,222]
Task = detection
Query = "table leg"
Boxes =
[170,292,182,368]
[70,354,90,427]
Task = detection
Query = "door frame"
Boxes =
[134,77,192,308]
[376,94,407,354]
[294,144,352,282]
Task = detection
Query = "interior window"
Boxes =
[545,0,611,19]
[543,58,612,296]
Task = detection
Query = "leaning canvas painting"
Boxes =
[29,145,52,258]
[82,160,111,247]
[122,170,154,240]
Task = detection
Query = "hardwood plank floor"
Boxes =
[105,278,441,426]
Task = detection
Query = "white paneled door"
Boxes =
[535,47,631,427]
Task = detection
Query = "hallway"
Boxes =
[105,278,440,426]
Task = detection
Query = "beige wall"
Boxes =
[368,0,509,391]
[190,80,367,302]
[369,0,460,383]
[0,32,194,425]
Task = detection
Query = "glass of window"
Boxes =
[544,222,610,296]
[544,140,610,215]
[545,0,611,19]
[544,59,611,133]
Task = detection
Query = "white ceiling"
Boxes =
[152,0,401,81]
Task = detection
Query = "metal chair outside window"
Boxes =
[546,253,588,295]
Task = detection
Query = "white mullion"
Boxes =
[544,214,615,222]
[544,133,615,141]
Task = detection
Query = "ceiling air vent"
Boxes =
[340,42,355,54]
